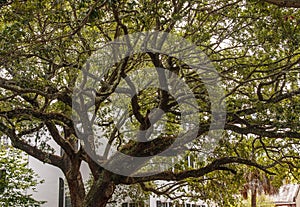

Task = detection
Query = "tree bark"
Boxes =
[64,158,86,207]
[251,185,257,207]
[67,173,85,207]
[67,176,85,207]
[84,180,115,207]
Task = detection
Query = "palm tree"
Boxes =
[240,169,278,207]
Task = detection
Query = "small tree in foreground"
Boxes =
[0,144,45,207]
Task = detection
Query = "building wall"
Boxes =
[26,135,90,207]
[149,195,207,207]
[118,195,208,207]
[27,155,64,207]
[28,157,91,207]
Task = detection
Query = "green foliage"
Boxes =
[110,184,151,206]
[241,194,275,207]
[0,144,45,207]
[0,0,300,206]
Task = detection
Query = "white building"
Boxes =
[271,184,300,207]
[120,194,208,207]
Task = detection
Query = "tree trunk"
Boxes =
[64,158,86,207]
[251,185,257,207]
[66,172,86,207]
[84,180,115,207]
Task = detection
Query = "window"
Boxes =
[186,204,191,207]
[122,203,128,207]
[157,201,162,207]
[58,178,64,207]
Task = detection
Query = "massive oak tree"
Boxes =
[0,0,300,206]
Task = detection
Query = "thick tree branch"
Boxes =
[0,108,74,129]
[225,124,300,138]
[120,157,274,184]
[0,122,63,168]
[45,121,76,158]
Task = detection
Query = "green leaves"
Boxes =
[0,0,300,206]
[0,144,45,206]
